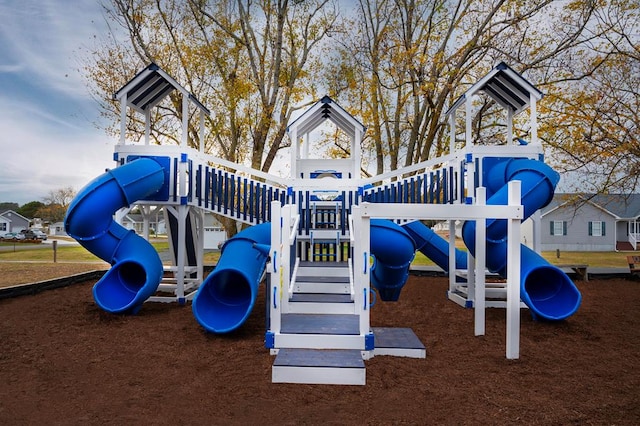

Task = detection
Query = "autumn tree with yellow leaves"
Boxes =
[85,0,639,195]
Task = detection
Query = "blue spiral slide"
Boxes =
[192,223,271,333]
[64,157,168,314]
[403,158,581,321]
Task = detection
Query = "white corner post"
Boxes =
[465,96,473,148]
[530,94,538,145]
[449,108,456,155]
[351,204,371,336]
[474,187,487,336]
[448,219,458,299]
[181,93,189,147]
[120,96,127,145]
[145,108,151,145]
[269,200,283,334]
[506,180,522,359]
[289,127,297,178]
[506,107,513,145]
[199,110,205,153]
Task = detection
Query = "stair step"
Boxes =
[287,293,355,314]
[296,275,349,283]
[281,313,360,335]
[290,293,352,303]
[372,327,426,358]
[299,261,348,268]
[272,348,365,385]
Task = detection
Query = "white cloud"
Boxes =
[0,0,106,99]
[0,0,118,205]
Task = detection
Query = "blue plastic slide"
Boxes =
[192,223,271,333]
[64,158,167,314]
[369,219,416,301]
[461,158,581,320]
[402,221,467,272]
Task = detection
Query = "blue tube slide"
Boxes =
[402,221,467,272]
[192,223,271,333]
[64,158,167,314]
[462,158,581,321]
[369,219,416,301]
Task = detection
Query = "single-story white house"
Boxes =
[0,210,30,235]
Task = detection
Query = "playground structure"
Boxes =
[65,62,581,385]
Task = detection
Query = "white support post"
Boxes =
[532,210,542,253]
[506,180,522,359]
[303,133,310,159]
[269,201,283,334]
[448,219,457,298]
[506,107,513,145]
[120,96,127,145]
[178,154,188,200]
[474,187,486,336]
[280,204,292,313]
[181,93,188,147]
[530,95,538,145]
[354,127,362,179]
[351,205,371,336]
[199,110,205,153]
[141,205,151,240]
[465,97,473,147]
[290,128,297,178]
[175,204,188,300]
[145,108,151,146]
[449,109,456,155]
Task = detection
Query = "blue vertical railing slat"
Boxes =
[211,170,217,211]
[223,172,229,215]
[341,191,346,235]
[256,182,262,223]
[449,166,454,203]
[459,161,464,202]
[196,164,202,206]
[172,157,178,202]
[205,167,211,209]
[242,178,248,222]
[188,160,194,202]
[229,173,235,217]
[249,180,255,222]
[443,169,448,204]
[261,185,267,223]
[235,175,240,219]
[305,191,311,235]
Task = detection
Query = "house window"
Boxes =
[589,221,606,237]
[550,220,567,236]
[0,223,6,232]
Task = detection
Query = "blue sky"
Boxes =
[0,0,115,205]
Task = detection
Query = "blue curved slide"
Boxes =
[402,221,467,272]
[369,220,416,301]
[192,223,271,333]
[461,158,581,320]
[64,158,167,314]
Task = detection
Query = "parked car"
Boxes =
[21,229,47,240]
[1,232,26,241]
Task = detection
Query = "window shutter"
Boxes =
[588,221,592,236]
[563,221,567,236]
[550,221,554,235]
[602,221,606,236]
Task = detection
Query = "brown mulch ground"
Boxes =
[1,275,638,425]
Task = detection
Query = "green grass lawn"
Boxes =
[0,241,169,263]
[1,239,636,269]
